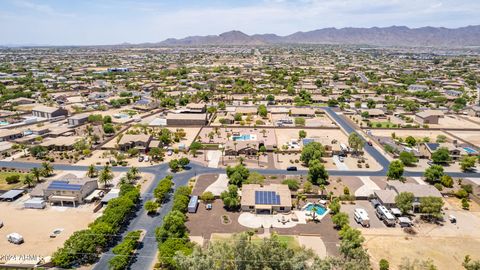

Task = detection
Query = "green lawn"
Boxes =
[0,172,27,190]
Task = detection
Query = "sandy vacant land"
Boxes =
[370,129,453,142]
[428,115,480,129]
[363,199,480,270]
[275,128,344,147]
[0,201,98,258]
[448,131,480,147]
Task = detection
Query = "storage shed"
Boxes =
[24,197,46,209]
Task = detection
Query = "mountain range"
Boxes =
[158,26,480,47]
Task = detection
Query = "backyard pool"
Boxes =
[303,203,328,216]
[464,147,478,155]
[113,113,130,119]
[232,134,256,141]
[0,121,9,126]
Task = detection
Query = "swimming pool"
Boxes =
[304,203,328,216]
[232,134,256,141]
[0,121,9,126]
[464,147,478,154]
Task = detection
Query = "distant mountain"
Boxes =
[159,26,480,47]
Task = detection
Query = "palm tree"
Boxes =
[128,167,139,179]
[98,167,113,187]
[87,164,98,178]
[41,162,53,177]
[23,174,35,187]
[30,167,41,183]
[311,206,318,222]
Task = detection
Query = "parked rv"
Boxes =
[354,208,370,227]
[376,205,396,227]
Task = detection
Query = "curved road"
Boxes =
[1,108,478,269]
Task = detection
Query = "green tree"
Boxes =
[282,179,300,191]
[399,151,418,166]
[178,157,190,168]
[307,159,329,185]
[460,156,477,172]
[332,212,349,229]
[431,147,451,164]
[189,142,203,157]
[23,174,35,187]
[98,165,113,187]
[329,198,341,214]
[440,175,453,187]
[348,133,364,154]
[220,185,240,210]
[41,162,54,177]
[300,142,325,165]
[387,160,404,180]
[144,200,159,214]
[169,159,180,172]
[298,130,307,139]
[419,196,444,219]
[405,136,417,147]
[30,167,42,183]
[463,255,480,270]
[424,165,444,184]
[257,104,268,117]
[379,259,390,270]
[395,192,414,214]
[87,164,98,178]
[199,191,215,203]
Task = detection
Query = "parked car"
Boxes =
[367,141,373,146]
[339,156,344,162]
[286,166,297,171]
[138,156,144,162]
[206,203,212,210]
[144,156,149,162]
[370,199,381,209]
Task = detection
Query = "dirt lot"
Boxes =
[370,129,453,142]
[448,131,480,147]
[362,199,480,270]
[428,115,480,129]
[0,200,98,258]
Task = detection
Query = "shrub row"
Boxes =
[52,184,141,268]
[108,230,142,270]
[153,175,174,203]
[155,185,193,269]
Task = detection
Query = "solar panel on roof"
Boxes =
[47,180,82,191]
[255,191,281,205]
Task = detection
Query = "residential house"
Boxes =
[415,110,444,124]
[31,178,98,206]
[241,184,292,214]
[31,105,68,119]
[117,134,151,152]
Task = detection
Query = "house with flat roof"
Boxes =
[241,184,292,214]
[290,108,316,117]
[31,105,68,119]
[0,129,23,141]
[31,179,98,206]
[415,110,444,124]
[224,141,259,156]
[68,113,90,126]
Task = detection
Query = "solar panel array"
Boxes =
[47,180,83,191]
[255,191,281,205]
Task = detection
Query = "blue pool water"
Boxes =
[304,204,327,216]
[233,134,251,141]
[464,147,478,154]
[0,121,9,125]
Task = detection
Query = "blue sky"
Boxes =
[1,0,479,45]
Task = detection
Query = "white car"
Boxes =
[339,156,344,162]
[144,156,149,162]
